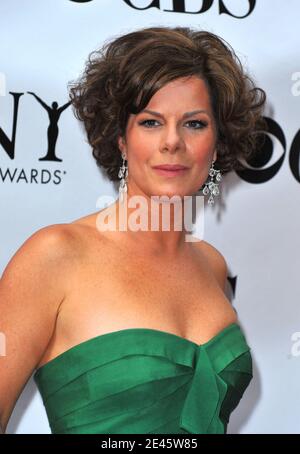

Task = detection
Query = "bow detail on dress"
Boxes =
[179,346,229,434]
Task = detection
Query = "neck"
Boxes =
[96,189,203,257]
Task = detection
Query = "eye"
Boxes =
[138,119,160,128]
[185,120,207,129]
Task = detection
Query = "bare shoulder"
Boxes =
[12,223,82,265]
[28,223,76,248]
[0,223,87,296]
[193,239,228,291]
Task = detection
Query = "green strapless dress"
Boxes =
[33,322,252,434]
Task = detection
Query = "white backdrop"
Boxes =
[1,0,300,434]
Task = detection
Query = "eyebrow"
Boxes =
[139,109,210,118]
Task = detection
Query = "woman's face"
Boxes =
[118,75,217,199]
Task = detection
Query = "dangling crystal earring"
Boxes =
[118,151,128,203]
[202,160,222,205]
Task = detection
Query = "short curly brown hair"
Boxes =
[68,26,267,184]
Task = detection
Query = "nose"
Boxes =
[159,123,185,154]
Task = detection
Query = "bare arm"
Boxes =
[0,224,75,433]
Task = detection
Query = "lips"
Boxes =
[152,164,189,178]
[152,164,189,170]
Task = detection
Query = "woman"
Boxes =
[0,26,266,434]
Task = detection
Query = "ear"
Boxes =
[118,136,126,154]
[213,149,217,162]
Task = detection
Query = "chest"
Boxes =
[56,242,234,343]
